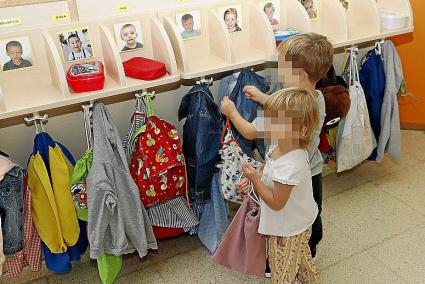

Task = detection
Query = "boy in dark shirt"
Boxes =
[3,40,32,71]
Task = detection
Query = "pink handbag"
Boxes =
[211,194,266,277]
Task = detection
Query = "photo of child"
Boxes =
[218,6,243,33]
[58,28,93,62]
[260,1,280,25]
[0,36,34,72]
[176,11,202,40]
[114,21,144,52]
[339,0,349,10]
[300,0,319,20]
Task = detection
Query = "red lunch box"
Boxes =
[66,61,105,93]
[123,57,167,80]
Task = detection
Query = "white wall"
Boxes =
[0,48,370,166]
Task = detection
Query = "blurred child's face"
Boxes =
[68,37,82,52]
[278,56,307,87]
[263,110,304,145]
[183,18,194,32]
[225,13,237,29]
[121,26,137,45]
[6,46,23,63]
[304,1,315,18]
[265,7,274,22]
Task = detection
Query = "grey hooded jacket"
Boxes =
[87,103,157,259]
[376,41,403,162]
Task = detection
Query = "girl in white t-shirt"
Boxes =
[237,87,320,284]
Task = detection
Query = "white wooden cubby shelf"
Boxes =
[0,0,414,121]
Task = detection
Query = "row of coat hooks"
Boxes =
[23,89,156,132]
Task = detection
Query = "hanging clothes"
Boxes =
[359,46,386,160]
[0,217,4,276]
[0,163,24,256]
[124,94,198,239]
[86,102,157,260]
[197,171,229,253]
[217,70,267,158]
[376,40,403,162]
[27,131,87,273]
[71,149,92,221]
[4,175,42,278]
[178,84,222,205]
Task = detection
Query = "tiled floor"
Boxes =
[4,130,425,284]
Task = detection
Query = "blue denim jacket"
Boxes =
[218,70,267,157]
[178,84,223,204]
[0,165,24,255]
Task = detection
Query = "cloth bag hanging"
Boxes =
[337,48,376,172]
[217,118,262,203]
[211,192,266,277]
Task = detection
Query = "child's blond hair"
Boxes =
[277,33,334,82]
[264,87,319,148]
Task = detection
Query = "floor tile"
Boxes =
[47,259,101,284]
[2,266,53,284]
[352,151,419,182]
[373,163,425,215]
[316,219,363,269]
[155,247,267,283]
[368,224,425,284]
[320,251,407,284]
[322,183,425,249]
[400,130,425,161]
[115,268,165,284]
[322,170,368,200]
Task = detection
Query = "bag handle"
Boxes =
[237,171,260,206]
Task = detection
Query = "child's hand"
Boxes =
[241,163,261,182]
[221,96,237,117]
[243,86,268,105]
[236,177,250,195]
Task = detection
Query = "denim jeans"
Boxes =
[0,166,24,255]
[179,84,223,204]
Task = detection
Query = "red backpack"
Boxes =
[130,99,186,208]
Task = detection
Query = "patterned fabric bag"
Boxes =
[130,95,187,208]
[217,118,262,203]
[337,48,376,172]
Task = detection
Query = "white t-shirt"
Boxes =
[253,89,326,176]
[68,48,92,61]
[258,147,318,237]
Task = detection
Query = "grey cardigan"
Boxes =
[376,41,403,162]
[87,103,157,259]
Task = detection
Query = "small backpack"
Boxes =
[130,96,187,207]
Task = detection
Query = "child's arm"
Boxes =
[243,86,270,105]
[220,96,257,140]
[241,164,293,211]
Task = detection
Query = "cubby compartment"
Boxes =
[376,0,413,35]
[309,0,348,45]
[345,0,381,43]
[225,1,276,65]
[101,12,179,90]
[160,6,233,79]
[46,22,123,98]
[0,30,68,120]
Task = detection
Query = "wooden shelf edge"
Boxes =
[0,74,180,121]
[333,27,414,48]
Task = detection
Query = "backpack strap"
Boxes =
[220,117,237,145]
[143,93,155,117]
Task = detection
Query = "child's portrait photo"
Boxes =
[176,10,202,40]
[218,5,243,33]
[259,1,281,25]
[58,28,93,62]
[113,21,144,52]
[339,0,349,10]
[299,0,319,20]
[0,36,34,72]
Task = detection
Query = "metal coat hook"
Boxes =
[195,77,213,86]
[24,113,48,134]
